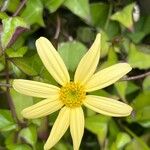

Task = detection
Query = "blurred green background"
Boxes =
[0,0,150,150]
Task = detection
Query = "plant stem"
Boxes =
[13,0,27,17]
[54,14,61,39]
[5,55,19,124]
[121,71,150,81]
[0,83,12,87]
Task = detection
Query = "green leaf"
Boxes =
[0,12,8,19]
[85,114,110,145]
[128,43,150,69]
[114,81,127,101]
[11,54,43,76]
[100,46,118,69]
[100,31,110,57]
[77,27,95,43]
[0,62,5,71]
[10,89,33,121]
[58,41,87,72]
[1,17,29,49]
[7,144,32,150]
[6,46,28,58]
[7,0,20,13]
[90,2,109,27]
[128,91,150,125]
[0,109,17,132]
[126,81,139,95]
[128,16,150,43]
[142,76,150,91]
[63,0,91,23]
[116,132,131,149]
[111,3,135,29]
[19,125,37,147]
[44,0,65,13]
[21,0,44,26]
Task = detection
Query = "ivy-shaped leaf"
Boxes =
[111,3,135,29]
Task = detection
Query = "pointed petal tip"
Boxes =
[96,33,101,39]
[121,63,132,71]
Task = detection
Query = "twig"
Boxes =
[54,14,61,39]
[13,0,27,17]
[5,55,19,124]
[0,83,12,87]
[122,71,150,81]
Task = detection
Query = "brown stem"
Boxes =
[13,0,27,17]
[5,55,20,124]
[0,83,12,87]
[54,14,61,39]
[121,71,150,81]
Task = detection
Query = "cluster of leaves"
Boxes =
[0,0,150,149]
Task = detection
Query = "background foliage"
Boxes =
[0,0,150,149]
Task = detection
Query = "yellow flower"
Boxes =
[13,33,132,150]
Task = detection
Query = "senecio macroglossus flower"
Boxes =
[13,33,132,150]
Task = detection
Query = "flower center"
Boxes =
[59,82,86,108]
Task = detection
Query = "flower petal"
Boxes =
[13,79,60,99]
[84,95,132,117]
[44,107,70,150]
[22,99,63,119]
[70,107,84,150]
[36,37,70,85]
[74,33,101,85]
[85,63,132,92]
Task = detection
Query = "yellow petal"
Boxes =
[70,107,84,150]
[85,63,132,92]
[74,33,101,85]
[22,99,63,119]
[36,37,70,85]
[44,107,70,150]
[84,95,132,117]
[13,79,59,99]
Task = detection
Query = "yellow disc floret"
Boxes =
[59,82,86,108]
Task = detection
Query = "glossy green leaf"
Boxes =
[44,0,65,13]
[58,41,87,72]
[114,81,127,101]
[21,0,44,26]
[126,82,139,95]
[19,125,37,147]
[142,76,150,91]
[6,46,27,58]
[128,43,150,69]
[0,12,8,19]
[77,27,95,43]
[1,17,29,49]
[11,54,43,76]
[10,89,33,121]
[100,46,118,69]
[116,132,131,149]
[0,109,17,132]
[111,3,135,29]
[90,2,109,27]
[7,144,32,150]
[7,0,19,13]
[128,91,150,125]
[128,16,150,43]
[85,114,110,145]
[100,31,110,57]
[64,0,91,23]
